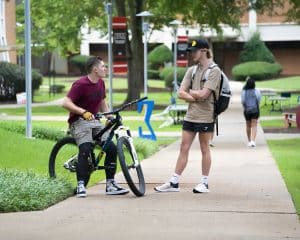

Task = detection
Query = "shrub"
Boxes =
[148,44,173,70]
[133,138,159,159]
[0,62,43,101]
[0,169,73,212]
[0,121,66,141]
[165,67,187,89]
[49,84,65,93]
[240,32,275,63]
[147,69,160,80]
[69,54,90,74]
[232,61,282,81]
[159,67,174,80]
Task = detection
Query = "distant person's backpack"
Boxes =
[191,64,231,135]
[244,89,259,115]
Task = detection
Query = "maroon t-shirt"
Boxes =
[67,76,106,124]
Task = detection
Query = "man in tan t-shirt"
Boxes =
[155,39,221,193]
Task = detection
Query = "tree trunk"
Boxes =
[116,0,144,103]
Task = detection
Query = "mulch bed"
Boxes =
[263,127,300,133]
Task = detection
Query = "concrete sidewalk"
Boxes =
[0,83,299,239]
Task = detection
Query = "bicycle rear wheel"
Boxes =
[117,136,145,197]
[49,137,79,187]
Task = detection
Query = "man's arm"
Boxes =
[99,99,110,113]
[62,96,86,115]
[178,86,196,102]
[189,88,212,100]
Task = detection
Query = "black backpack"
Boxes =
[191,64,231,135]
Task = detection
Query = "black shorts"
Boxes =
[244,111,260,121]
[182,121,214,133]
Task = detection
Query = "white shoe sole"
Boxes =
[193,188,209,193]
[77,193,87,198]
[106,190,130,195]
[154,187,180,192]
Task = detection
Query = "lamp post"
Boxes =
[169,20,181,99]
[105,1,113,111]
[24,0,32,138]
[136,11,152,97]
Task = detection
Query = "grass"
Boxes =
[33,76,167,103]
[260,119,283,128]
[256,76,300,91]
[267,138,300,215]
[0,127,177,212]
[0,105,68,116]
[259,93,300,117]
[0,169,73,212]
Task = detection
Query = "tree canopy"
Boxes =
[16,0,300,101]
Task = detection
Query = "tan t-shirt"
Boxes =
[180,63,221,123]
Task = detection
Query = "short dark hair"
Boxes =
[86,56,103,74]
[243,76,256,90]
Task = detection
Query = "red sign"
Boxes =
[177,35,188,67]
[113,17,128,74]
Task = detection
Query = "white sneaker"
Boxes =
[251,141,256,147]
[154,182,180,192]
[77,181,87,198]
[193,183,209,193]
[106,180,129,195]
[247,142,252,147]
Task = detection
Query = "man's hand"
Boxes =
[105,115,115,126]
[82,111,94,121]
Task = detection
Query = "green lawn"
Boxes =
[267,138,300,215]
[0,126,178,187]
[33,76,167,103]
[0,126,177,212]
[260,119,283,128]
[256,76,300,91]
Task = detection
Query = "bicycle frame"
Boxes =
[93,97,147,165]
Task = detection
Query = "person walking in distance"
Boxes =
[62,56,129,197]
[154,39,221,193]
[241,77,261,147]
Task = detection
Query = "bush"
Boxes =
[232,61,282,81]
[0,62,43,101]
[147,69,160,80]
[69,54,90,74]
[165,67,187,89]
[0,121,66,141]
[159,67,174,80]
[240,32,275,63]
[148,44,173,70]
[0,169,73,212]
[49,84,65,93]
[133,138,159,159]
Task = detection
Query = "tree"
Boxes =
[239,32,276,63]
[16,0,299,102]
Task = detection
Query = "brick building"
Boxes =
[0,0,17,63]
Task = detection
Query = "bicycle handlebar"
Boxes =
[95,96,148,119]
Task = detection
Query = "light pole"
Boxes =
[169,20,181,99]
[24,0,32,138]
[136,11,152,97]
[105,1,113,111]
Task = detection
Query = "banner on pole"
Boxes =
[113,17,128,74]
[177,36,188,67]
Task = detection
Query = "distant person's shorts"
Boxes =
[182,121,214,133]
[244,111,260,121]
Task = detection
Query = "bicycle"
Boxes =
[49,97,147,197]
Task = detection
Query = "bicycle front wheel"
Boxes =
[49,137,79,186]
[117,136,145,197]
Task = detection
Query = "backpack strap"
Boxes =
[190,65,198,89]
[210,64,222,136]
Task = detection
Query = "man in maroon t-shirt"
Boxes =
[63,56,129,197]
